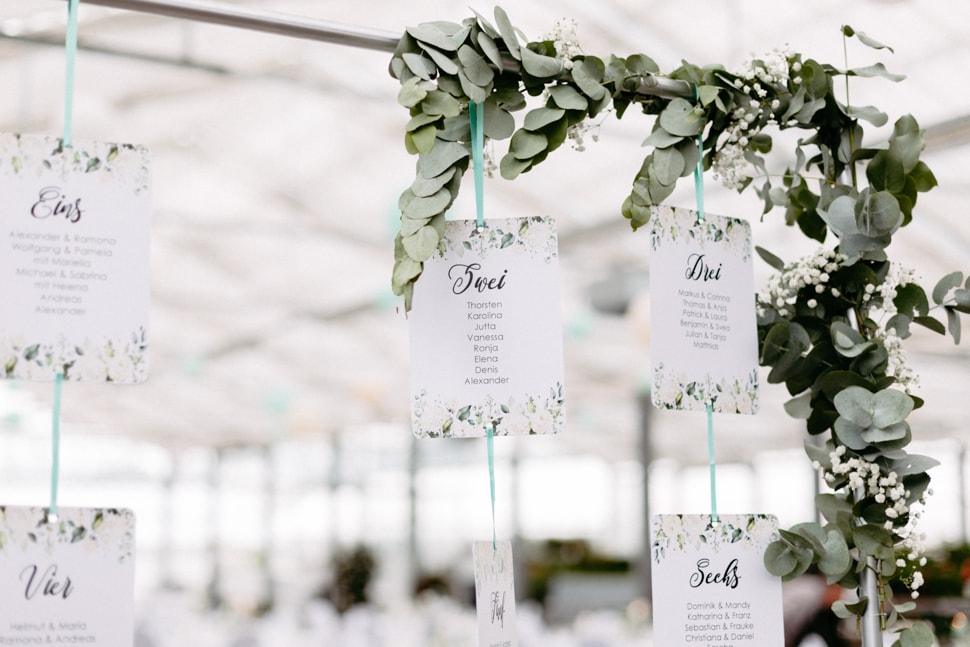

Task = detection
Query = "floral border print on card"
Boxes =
[409,217,565,438]
[473,540,517,647]
[650,514,784,647]
[648,205,759,414]
[0,506,136,647]
[0,133,151,383]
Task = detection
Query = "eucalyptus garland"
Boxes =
[389,8,970,646]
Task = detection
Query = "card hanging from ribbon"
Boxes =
[650,514,785,647]
[0,506,137,646]
[407,105,566,439]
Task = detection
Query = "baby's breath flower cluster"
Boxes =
[757,246,847,318]
[542,17,583,69]
[712,48,799,190]
[817,446,930,598]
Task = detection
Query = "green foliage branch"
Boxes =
[389,9,970,645]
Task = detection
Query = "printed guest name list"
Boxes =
[0,134,152,383]
[409,217,565,438]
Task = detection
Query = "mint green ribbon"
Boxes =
[49,373,64,520]
[63,0,80,148]
[469,102,496,548]
[469,102,486,228]
[692,86,718,524]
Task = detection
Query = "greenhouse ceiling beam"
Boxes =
[70,0,695,98]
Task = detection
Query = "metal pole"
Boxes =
[860,562,882,647]
[67,0,694,98]
[75,0,401,51]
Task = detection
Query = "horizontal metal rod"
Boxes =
[78,0,402,51]
[71,0,694,98]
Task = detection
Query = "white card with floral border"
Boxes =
[0,506,136,647]
[473,540,517,647]
[0,133,151,383]
[409,216,565,438]
[651,514,784,647]
[648,205,759,413]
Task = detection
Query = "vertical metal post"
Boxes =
[637,389,653,602]
[960,444,968,545]
[860,562,883,647]
[407,433,419,592]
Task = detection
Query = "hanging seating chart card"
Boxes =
[651,514,784,647]
[0,506,136,647]
[473,540,517,647]
[0,133,152,383]
[648,205,759,414]
[409,216,565,438]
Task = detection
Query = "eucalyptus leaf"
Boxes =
[421,89,462,117]
[509,129,549,159]
[457,68,488,104]
[499,153,531,179]
[818,529,851,581]
[833,386,873,426]
[953,288,970,313]
[405,111,442,132]
[437,115,471,142]
[492,6,520,59]
[416,43,459,75]
[818,195,859,236]
[815,493,853,525]
[520,47,563,78]
[402,52,438,80]
[470,8,499,39]
[947,306,962,344]
[571,58,608,100]
[842,25,894,52]
[642,128,683,149]
[894,623,936,647]
[755,246,785,271]
[913,316,946,335]
[399,215,431,237]
[402,225,441,261]
[477,31,503,68]
[932,271,963,305]
[397,77,430,108]
[871,388,914,428]
[416,141,469,178]
[548,84,588,110]
[783,392,813,419]
[858,190,902,235]
[403,187,453,219]
[653,146,685,185]
[392,257,423,289]
[762,540,799,577]
[411,166,457,198]
[524,107,566,131]
[406,23,463,52]
[861,420,909,443]
[846,62,905,82]
[658,98,703,137]
[852,524,895,561]
[831,599,867,620]
[697,85,720,107]
[833,418,868,450]
[890,453,940,477]
[458,44,495,86]
[482,102,516,140]
[407,124,438,155]
[845,104,888,127]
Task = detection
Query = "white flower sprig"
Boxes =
[712,47,798,190]
[816,445,931,598]
[757,246,848,318]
